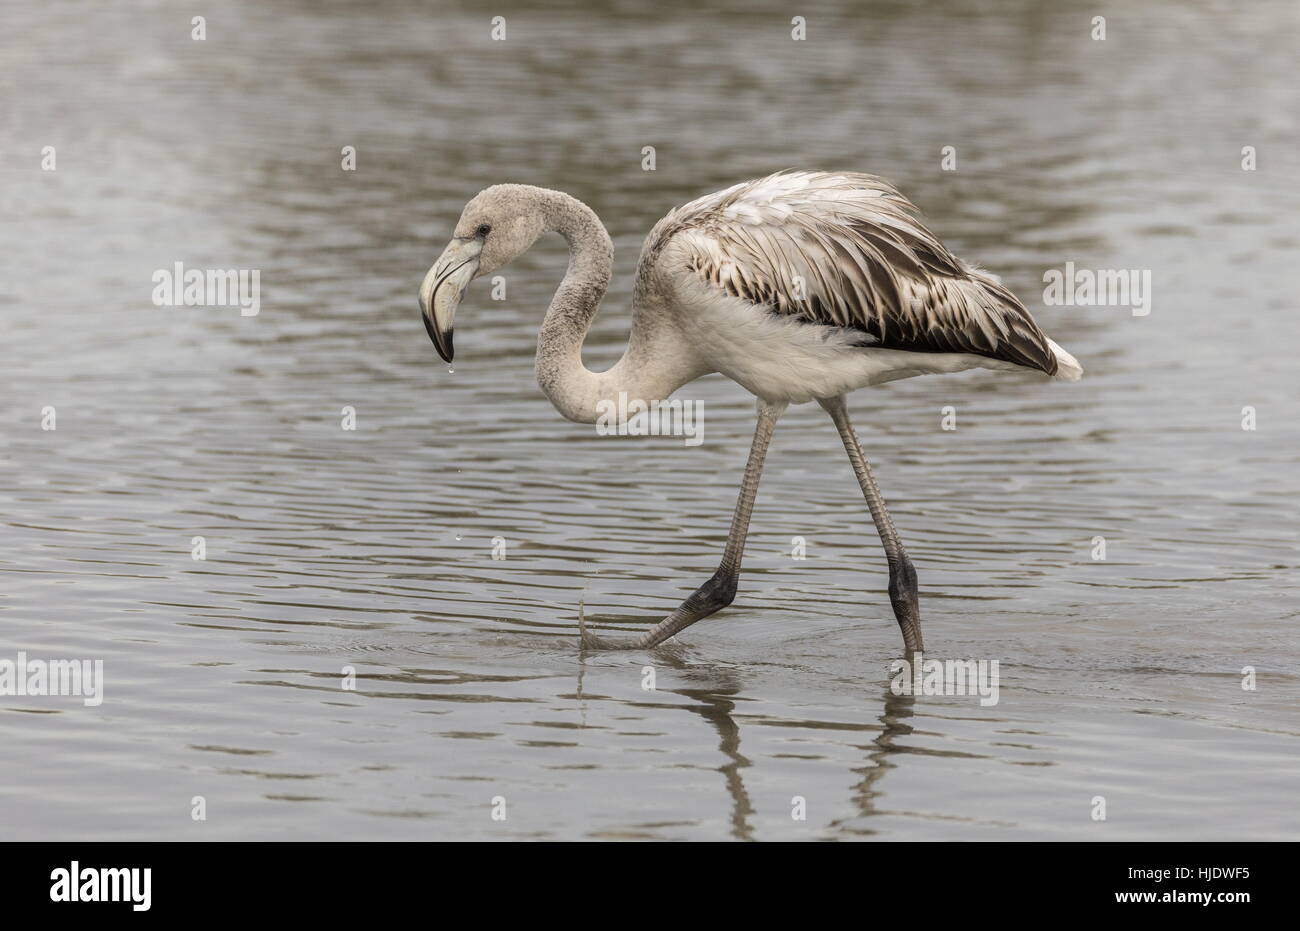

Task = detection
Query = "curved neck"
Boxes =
[534,191,697,424]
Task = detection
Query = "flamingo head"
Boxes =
[419,185,548,363]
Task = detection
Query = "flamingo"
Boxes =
[418,170,1082,653]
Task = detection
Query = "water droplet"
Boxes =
[447,365,455,374]
[454,533,462,542]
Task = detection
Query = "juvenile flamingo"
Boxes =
[418,171,1081,653]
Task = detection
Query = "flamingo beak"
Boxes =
[419,238,481,363]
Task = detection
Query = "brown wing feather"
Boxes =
[658,170,1058,376]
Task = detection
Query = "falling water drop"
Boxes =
[447,365,455,374]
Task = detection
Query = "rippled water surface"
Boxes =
[2,0,1297,840]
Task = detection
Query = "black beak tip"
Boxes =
[421,310,454,363]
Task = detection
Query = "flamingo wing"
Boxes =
[650,170,1059,376]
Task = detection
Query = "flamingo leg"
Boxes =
[580,398,786,650]
[818,395,924,654]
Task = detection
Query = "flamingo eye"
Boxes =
[475,224,492,238]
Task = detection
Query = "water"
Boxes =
[2,0,1297,840]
